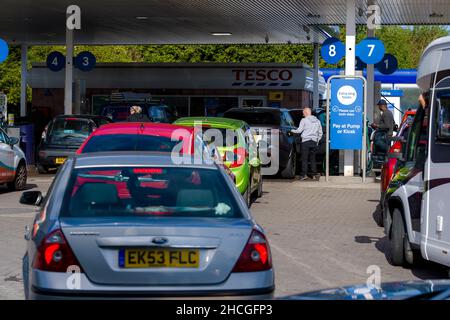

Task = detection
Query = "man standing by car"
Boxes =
[371,99,395,138]
[127,105,150,122]
[291,107,323,181]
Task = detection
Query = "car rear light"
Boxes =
[33,229,83,273]
[133,168,163,174]
[232,229,272,272]
[391,141,402,154]
[224,147,248,168]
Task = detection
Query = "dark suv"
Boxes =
[37,115,112,173]
[223,107,300,178]
[100,103,177,123]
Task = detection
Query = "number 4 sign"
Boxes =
[46,51,66,72]
[46,51,96,72]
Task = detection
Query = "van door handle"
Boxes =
[24,225,31,241]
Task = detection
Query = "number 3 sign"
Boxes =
[321,37,345,65]
[46,51,96,72]
[75,51,96,72]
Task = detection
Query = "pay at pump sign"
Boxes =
[330,78,364,150]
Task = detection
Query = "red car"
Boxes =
[380,110,416,201]
[77,122,197,155]
[76,122,235,181]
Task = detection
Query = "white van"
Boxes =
[383,36,450,271]
[0,127,27,190]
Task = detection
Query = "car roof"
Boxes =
[90,122,195,136]
[73,151,218,169]
[175,117,246,129]
[225,107,286,114]
[54,114,106,120]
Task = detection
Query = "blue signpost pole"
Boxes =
[326,75,367,183]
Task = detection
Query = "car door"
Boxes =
[0,129,15,183]
[244,125,260,191]
[280,110,298,153]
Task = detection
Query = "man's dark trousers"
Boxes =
[300,140,318,177]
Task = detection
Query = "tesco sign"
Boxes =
[232,69,293,82]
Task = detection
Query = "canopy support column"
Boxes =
[313,42,320,110]
[344,0,356,177]
[20,45,27,117]
[64,20,74,115]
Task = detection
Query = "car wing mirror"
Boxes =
[9,136,19,147]
[20,191,43,206]
[388,152,403,160]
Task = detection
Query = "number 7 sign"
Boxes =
[356,37,385,64]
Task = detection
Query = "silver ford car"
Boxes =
[21,152,274,299]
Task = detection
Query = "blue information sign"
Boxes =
[75,51,96,71]
[321,37,345,65]
[46,51,65,72]
[375,53,398,75]
[330,78,364,150]
[0,38,9,63]
[356,37,385,65]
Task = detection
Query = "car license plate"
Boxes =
[55,157,67,164]
[119,249,199,268]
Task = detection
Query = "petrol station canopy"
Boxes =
[2,0,450,45]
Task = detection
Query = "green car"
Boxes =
[174,117,263,206]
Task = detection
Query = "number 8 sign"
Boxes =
[321,37,345,65]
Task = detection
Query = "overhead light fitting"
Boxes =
[429,12,444,18]
[211,32,232,36]
[306,13,321,19]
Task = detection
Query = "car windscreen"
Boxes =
[200,127,239,147]
[47,118,93,146]
[101,105,146,122]
[60,166,242,218]
[225,111,279,126]
[81,134,187,153]
[148,106,167,122]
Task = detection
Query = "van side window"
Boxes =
[436,97,450,142]
[406,105,426,162]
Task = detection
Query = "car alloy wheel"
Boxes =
[8,163,27,191]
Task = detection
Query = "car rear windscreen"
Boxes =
[101,106,135,121]
[48,118,93,146]
[225,111,279,126]
[60,167,241,218]
[81,134,186,153]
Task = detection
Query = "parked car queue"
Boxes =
[17,104,325,299]
[21,106,278,299]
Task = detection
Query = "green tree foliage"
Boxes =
[0,26,448,107]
